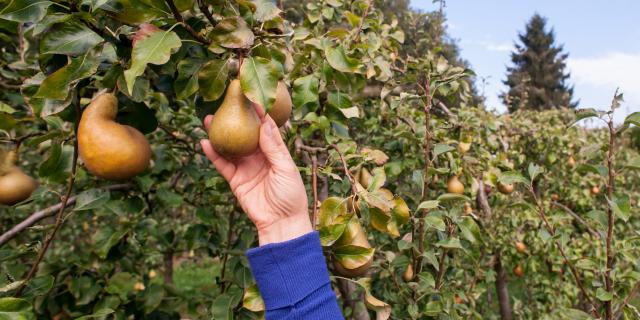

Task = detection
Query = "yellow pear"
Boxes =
[497,182,515,194]
[209,79,261,159]
[402,263,414,282]
[268,81,292,127]
[78,93,151,180]
[0,151,38,205]
[447,176,465,194]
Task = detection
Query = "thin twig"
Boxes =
[311,154,318,228]
[165,0,212,45]
[415,76,433,276]
[614,280,640,319]
[604,88,619,320]
[551,201,600,239]
[529,188,599,317]
[352,0,372,42]
[0,184,133,247]
[197,0,217,27]
[16,99,82,296]
[220,208,236,293]
[330,144,358,197]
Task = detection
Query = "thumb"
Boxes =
[259,116,293,171]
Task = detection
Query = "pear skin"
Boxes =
[268,81,292,127]
[208,79,261,159]
[78,93,151,180]
[0,166,38,205]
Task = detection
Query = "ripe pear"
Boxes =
[567,155,576,167]
[402,263,414,282]
[208,79,261,159]
[497,182,515,195]
[268,81,292,127]
[447,176,465,194]
[515,241,527,253]
[333,217,373,278]
[0,152,38,205]
[514,264,524,277]
[463,202,473,215]
[78,93,151,180]
[590,186,600,195]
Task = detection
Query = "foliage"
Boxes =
[501,13,577,112]
[0,1,639,320]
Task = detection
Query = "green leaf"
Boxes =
[417,200,439,210]
[325,45,361,73]
[435,237,463,250]
[433,144,454,157]
[569,108,600,127]
[174,58,203,99]
[211,291,242,320]
[93,226,129,259]
[624,112,640,127]
[21,275,54,298]
[499,171,530,186]
[0,0,52,22]
[251,0,281,21]
[527,163,544,182]
[437,193,470,202]
[210,17,254,49]
[40,19,103,56]
[105,272,135,300]
[608,195,631,222]
[69,276,102,306]
[626,158,640,171]
[75,309,115,320]
[124,26,181,94]
[198,59,229,101]
[0,297,35,320]
[74,189,111,211]
[240,56,279,111]
[292,74,319,109]
[458,217,481,243]
[35,49,101,100]
[423,216,446,232]
[596,288,613,301]
[142,283,165,314]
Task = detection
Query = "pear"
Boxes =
[514,264,524,277]
[333,216,373,278]
[78,93,151,180]
[515,241,527,253]
[209,79,261,159]
[268,81,293,127]
[497,182,515,194]
[447,176,465,194]
[402,263,414,282]
[0,151,38,206]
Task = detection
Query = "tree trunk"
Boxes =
[494,253,513,320]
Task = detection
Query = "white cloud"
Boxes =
[568,52,640,107]
[483,42,512,52]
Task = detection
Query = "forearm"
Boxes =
[246,232,344,320]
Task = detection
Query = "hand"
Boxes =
[200,105,312,245]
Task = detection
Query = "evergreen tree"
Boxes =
[501,14,576,112]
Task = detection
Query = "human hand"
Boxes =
[200,105,312,245]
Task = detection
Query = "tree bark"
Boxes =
[494,252,513,320]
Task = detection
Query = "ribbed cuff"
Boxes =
[246,231,331,310]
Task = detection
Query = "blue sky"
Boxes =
[410,0,640,121]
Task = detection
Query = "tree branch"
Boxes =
[0,184,133,247]
[551,201,600,239]
[165,0,212,45]
[604,89,619,320]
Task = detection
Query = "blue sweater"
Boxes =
[246,232,345,320]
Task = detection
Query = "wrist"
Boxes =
[257,213,313,246]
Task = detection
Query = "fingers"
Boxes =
[252,102,266,119]
[204,114,213,132]
[259,115,294,171]
[200,139,236,181]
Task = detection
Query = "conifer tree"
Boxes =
[501,14,576,112]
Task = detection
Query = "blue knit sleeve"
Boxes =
[246,232,344,320]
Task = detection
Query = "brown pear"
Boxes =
[497,182,515,195]
[333,217,373,278]
[268,81,293,127]
[78,93,151,180]
[0,152,38,205]
[447,176,465,194]
[208,79,261,159]
[515,241,527,253]
[402,263,414,282]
